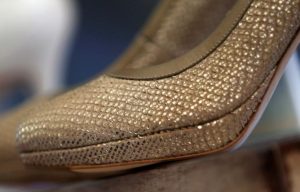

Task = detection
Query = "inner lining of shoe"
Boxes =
[108,0,250,79]
[127,0,238,69]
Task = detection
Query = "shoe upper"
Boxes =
[17,0,300,155]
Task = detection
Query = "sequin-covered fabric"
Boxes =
[20,69,274,166]
[17,0,300,166]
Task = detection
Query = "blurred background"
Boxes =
[0,0,159,111]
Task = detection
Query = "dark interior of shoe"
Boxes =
[126,0,239,69]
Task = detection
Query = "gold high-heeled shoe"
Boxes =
[0,0,215,178]
[17,0,300,173]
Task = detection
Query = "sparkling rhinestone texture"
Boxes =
[17,0,300,167]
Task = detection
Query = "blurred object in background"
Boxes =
[0,0,159,112]
[0,0,77,111]
[66,0,159,86]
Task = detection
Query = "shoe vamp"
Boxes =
[17,0,300,152]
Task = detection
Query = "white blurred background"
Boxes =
[0,0,76,111]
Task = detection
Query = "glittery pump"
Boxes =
[16,0,300,172]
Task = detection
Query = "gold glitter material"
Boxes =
[20,68,274,166]
[0,99,52,180]
[0,99,97,181]
[17,0,300,167]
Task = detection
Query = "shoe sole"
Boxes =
[20,29,300,174]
